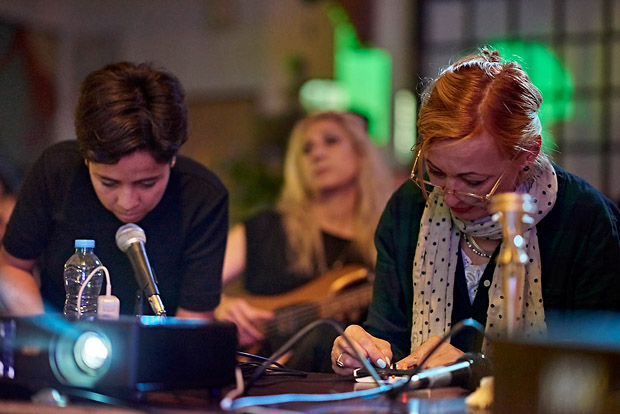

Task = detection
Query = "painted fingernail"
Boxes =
[376,358,387,368]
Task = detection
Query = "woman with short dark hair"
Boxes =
[0,62,228,319]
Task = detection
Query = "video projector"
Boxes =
[0,314,237,395]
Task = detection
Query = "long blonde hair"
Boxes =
[277,111,393,275]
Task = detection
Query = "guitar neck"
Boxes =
[263,283,373,340]
[312,284,373,319]
[230,265,374,341]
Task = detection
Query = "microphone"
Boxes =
[115,223,166,316]
[408,352,491,391]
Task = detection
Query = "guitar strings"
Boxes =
[259,285,372,339]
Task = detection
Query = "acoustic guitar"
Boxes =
[225,265,373,351]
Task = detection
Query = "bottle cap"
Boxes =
[75,239,95,249]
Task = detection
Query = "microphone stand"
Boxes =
[134,289,146,317]
[134,289,166,317]
[489,193,536,338]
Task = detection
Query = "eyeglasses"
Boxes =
[410,150,519,207]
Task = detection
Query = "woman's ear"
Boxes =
[522,135,541,167]
[170,156,177,168]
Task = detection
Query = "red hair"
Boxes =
[416,48,543,161]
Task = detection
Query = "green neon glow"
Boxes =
[299,5,392,147]
[335,40,392,146]
[333,16,361,51]
[489,40,575,153]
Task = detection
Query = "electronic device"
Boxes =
[115,223,166,316]
[493,312,620,414]
[354,353,490,391]
[0,314,237,398]
[354,365,419,380]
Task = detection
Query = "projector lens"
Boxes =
[74,332,109,374]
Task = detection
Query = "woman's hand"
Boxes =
[397,335,463,369]
[215,295,274,348]
[331,324,392,376]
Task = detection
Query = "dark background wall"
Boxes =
[0,0,618,221]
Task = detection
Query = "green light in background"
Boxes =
[490,40,575,153]
[299,4,392,147]
[332,12,361,51]
[393,89,417,165]
[299,79,349,113]
[334,37,392,146]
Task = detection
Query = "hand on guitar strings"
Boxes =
[215,295,274,348]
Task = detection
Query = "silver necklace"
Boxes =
[463,234,494,258]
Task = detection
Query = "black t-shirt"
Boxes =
[242,210,368,295]
[3,140,229,315]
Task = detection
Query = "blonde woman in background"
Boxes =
[216,110,394,372]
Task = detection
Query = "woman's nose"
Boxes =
[442,177,464,193]
[440,178,462,205]
[117,187,139,210]
[309,143,327,159]
[442,190,462,208]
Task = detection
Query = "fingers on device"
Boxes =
[353,365,419,382]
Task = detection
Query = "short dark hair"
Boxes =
[75,62,188,164]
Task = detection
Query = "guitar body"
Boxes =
[233,265,370,313]
[226,265,373,351]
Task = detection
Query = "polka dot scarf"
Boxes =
[410,160,558,353]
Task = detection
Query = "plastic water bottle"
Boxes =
[63,239,104,321]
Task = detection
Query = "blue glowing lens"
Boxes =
[74,332,109,373]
